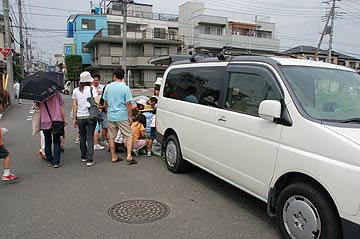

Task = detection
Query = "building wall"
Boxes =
[72,15,107,65]
[179,1,279,53]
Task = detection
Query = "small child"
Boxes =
[131,111,148,156]
[147,112,156,157]
[0,128,19,181]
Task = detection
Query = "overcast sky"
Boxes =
[7,0,360,63]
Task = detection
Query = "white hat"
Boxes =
[155,77,162,86]
[136,98,147,106]
[203,96,215,103]
[79,71,94,83]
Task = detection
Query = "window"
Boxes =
[81,19,96,30]
[205,26,211,34]
[154,28,166,39]
[108,23,121,35]
[258,31,272,38]
[110,46,122,56]
[154,47,169,56]
[226,72,280,116]
[164,67,225,107]
[127,24,140,32]
[281,66,360,121]
[216,28,222,36]
[82,42,90,53]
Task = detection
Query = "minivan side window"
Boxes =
[226,72,280,116]
[164,66,225,107]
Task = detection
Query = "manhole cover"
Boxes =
[108,199,170,224]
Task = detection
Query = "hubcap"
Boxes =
[283,195,321,239]
[166,141,177,167]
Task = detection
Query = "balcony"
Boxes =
[87,29,183,48]
[194,33,279,52]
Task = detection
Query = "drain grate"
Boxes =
[108,199,170,224]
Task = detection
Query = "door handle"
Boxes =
[218,116,227,122]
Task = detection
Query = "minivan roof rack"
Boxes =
[217,46,297,60]
[189,49,212,63]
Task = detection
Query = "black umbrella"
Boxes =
[19,71,65,102]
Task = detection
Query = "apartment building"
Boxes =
[179,2,280,54]
[67,2,183,88]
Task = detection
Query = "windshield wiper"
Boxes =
[338,118,360,123]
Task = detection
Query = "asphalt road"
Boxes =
[0,95,280,239]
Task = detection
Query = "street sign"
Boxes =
[65,45,72,55]
[0,48,11,57]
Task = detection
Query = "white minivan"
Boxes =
[156,55,360,239]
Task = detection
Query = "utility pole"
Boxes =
[327,0,337,63]
[2,0,15,105]
[314,5,334,61]
[18,0,25,77]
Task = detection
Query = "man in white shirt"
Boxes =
[14,81,22,104]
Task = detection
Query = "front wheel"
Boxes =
[165,135,187,173]
[276,182,342,239]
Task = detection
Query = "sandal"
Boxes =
[112,156,124,163]
[36,150,46,160]
[126,157,137,165]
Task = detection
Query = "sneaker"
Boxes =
[53,164,61,168]
[81,158,87,162]
[86,160,95,167]
[94,144,105,150]
[147,151,152,157]
[2,174,19,181]
[47,162,53,167]
[75,138,80,144]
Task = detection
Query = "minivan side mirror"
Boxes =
[258,100,281,122]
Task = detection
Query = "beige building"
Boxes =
[179,2,280,54]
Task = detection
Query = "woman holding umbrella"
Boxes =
[20,71,68,168]
[72,71,99,167]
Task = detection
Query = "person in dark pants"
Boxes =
[38,93,67,168]
[72,71,99,167]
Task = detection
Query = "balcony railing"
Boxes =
[102,29,184,41]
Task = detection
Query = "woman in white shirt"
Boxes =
[72,71,99,167]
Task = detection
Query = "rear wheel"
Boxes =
[165,135,186,173]
[276,182,342,239]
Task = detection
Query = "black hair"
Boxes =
[79,82,90,93]
[149,96,158,104]
[113,68,125,80]
[92,74,101,80]
[132,109,139,122]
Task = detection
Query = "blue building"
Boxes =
[67,14,107,66]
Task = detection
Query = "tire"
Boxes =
[64,90,69,95]
[276,182,342,239]
[164,135,187,173]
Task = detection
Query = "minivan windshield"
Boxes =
[281,66,360,122]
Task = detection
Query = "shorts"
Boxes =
[150,127,156,140]
[108,121,133,139]
[101,112,108,129]
[0,145,9,159]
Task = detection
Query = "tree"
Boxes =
[14,65,23,82]
[65,55,83,81]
